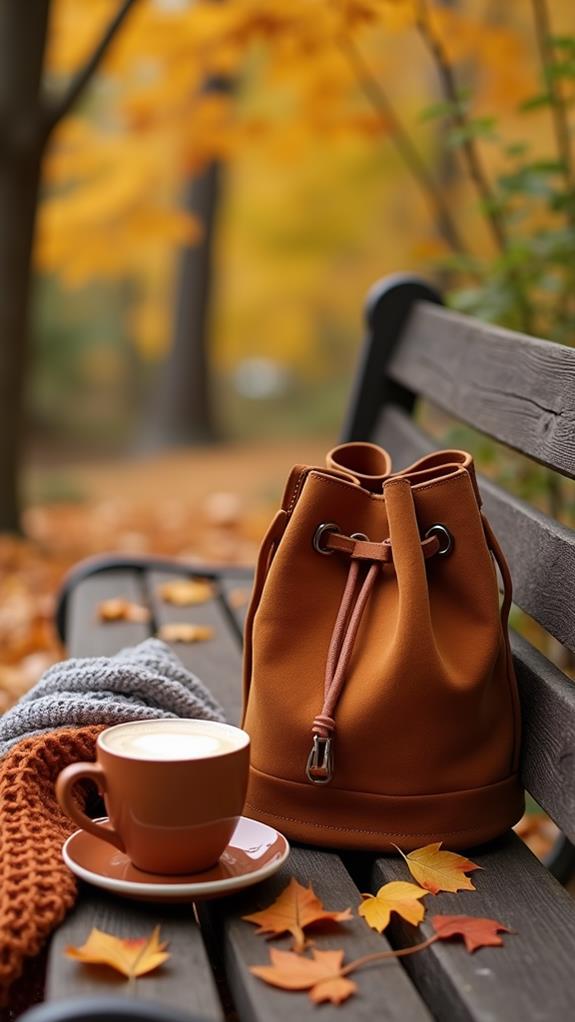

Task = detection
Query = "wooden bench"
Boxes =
[22,273,575,1020]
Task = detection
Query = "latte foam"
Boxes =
[100,720,245,761]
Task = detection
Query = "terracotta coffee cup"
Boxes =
[56,718,250,875]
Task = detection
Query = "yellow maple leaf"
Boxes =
[66,926,169,979]
[359,880,429,931]
[394,843,481,895]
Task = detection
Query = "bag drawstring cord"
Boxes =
[306,555,380,784]
[306,529,441,784]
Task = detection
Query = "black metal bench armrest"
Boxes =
[55,554,254,645]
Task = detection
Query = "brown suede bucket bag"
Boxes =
[242,442,524,851]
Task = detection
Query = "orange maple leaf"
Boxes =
[158,579,214,606]
[243,877,352,952]
[248,915,513,1005]
[65,926,169,979]
[432,915,513,952]
[394,842,481,894]
[359,880,429,932]
[157,622,215,643]
[250,947,356,1005]
[97,598,150,623]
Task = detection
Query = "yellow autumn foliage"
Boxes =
[38,0,571,373]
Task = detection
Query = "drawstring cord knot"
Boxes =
[306,546,381,784]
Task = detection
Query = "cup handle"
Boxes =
[56,762,126,853]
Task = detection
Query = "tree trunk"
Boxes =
[0,1,50,531]
[142,160,222,449]
[0,158,43,531]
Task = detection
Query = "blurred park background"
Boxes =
[1,0,575,860]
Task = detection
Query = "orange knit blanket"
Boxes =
[0,725,105,1002]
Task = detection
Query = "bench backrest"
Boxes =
[342,275,575,844]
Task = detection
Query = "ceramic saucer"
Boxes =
[62,816,289,902]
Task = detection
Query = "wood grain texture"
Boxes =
[479,480,575,654]
[46,889,223,1020]
[145,570,243,725]
[67,572,152,658]
[387,301,575,477]
[374,405,575,653]
[370,832,575,1021]
[199,846,432,1022]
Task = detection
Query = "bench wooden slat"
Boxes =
[512,631,575,841]
[371,402,433,466]
[480,482,575,655]
[375,404,575,653]
[199,846,433,1022]
[67,571,151,658]
[145,570,244,725]
[370,831,575,1021]
[386,301,575,478]
[46,891,224,1020]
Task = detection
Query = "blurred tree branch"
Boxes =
[414,0,533,334]
[339,33,471,260]
[42,0,139,140]
[414,0,506,253]
[531,0,574,201]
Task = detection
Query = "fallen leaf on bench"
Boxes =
[243,877,352,953]
[393,842,481,894]
[97,598,151,623]
[158,579,215,606]
[250,947,356,1004]
[359,880,429,931]
[157,622,215,643]
[66,925,169,979]
[250,913,514,1004]
[431,914,513,952]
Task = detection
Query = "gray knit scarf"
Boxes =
[0,638,226,758]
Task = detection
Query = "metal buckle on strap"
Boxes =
[306,735,333,784]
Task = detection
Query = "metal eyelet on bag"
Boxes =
[425,523,454,557]
[351,532,369,542]
[313,522,341,555]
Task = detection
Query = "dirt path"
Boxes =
[61,439,329,505]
